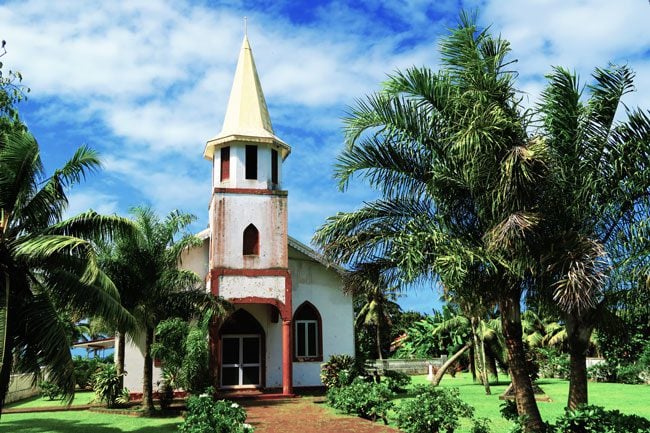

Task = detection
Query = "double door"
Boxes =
[221,334,261,388]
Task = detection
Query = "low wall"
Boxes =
[585,357,605,368]
[366,357,447,375]
[6,373,39,404]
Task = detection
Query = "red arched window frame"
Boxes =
[293,301,323,362]
[243,224,260,256]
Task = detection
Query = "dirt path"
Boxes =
[242,396,400,433]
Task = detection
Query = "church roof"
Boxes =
[204,36,291,160]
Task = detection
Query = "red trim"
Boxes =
[213,187,288,196]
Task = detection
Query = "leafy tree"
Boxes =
[0,129,135,410]
[315,13,547,430]
[536,64,650,408]
[100,206,229,414]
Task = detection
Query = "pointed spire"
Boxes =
[205,35,290,160]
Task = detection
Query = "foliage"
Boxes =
[327,377,393,423]
[320,354,363,389]
[471,418,493,433]
[615,364,644,385]
[552,405,650,433]
[382,369,411,393]
[0,118,135,410]
[588,361,618,382]
[534,347,570,379]
[178,395,253,433]
[39,381,63,400]
[395,385,474,433]
[152,318,189,386]
[158,376,174,411]
[92,363,124,408]
[72,356,104,389]
[181,325,210,394]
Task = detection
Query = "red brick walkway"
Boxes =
[242,396,400,433]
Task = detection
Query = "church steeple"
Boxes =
[204,36,290,161]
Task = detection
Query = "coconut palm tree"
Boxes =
[0,128,135,411]
[101,206,230,414]
[314,13,548,431]
[536,65,650,408]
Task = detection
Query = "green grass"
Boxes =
[0,410,181,433]
[5,391,97,409]
[393,374,650,432]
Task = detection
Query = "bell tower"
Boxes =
[205,35,293,395]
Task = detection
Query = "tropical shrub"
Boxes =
[471,418,492,433]
[178,395,253,433]
[320,354,362,389]
[615,363,644,384]
[382,369,410,393]
[92,363,123,408]
[553,405,650,433]
[39,381,63,400]
[327,377,393,423]
[535,348,570,379]
[181,326,210,394]
[396,386,474,433]
[72,356,103,389]
[588,361,618,382]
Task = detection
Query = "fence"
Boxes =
[5,373,39,404]
[366,357,447,375]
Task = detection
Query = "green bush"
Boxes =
[535,348,570,379]
[588,361,618,382]
[178,395,253,433]
[382,369,411,393]
[181,326,210,394]
[616,363,644,384]
[92,363,124,408]
[471,418,492,433]
[39,381,63,400]
[327,377,393,423]
[320,354,362,389]
[396,386,474,433]
[72,356,103,389]
[553,405,650,433]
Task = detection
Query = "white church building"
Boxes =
[122,35,354,395]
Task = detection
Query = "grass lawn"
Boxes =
[0,410,182,433]
[5,391,97,409]
[393,374,650,432]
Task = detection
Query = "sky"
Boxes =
[2,0,649,314]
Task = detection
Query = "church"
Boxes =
[122,35,354,394]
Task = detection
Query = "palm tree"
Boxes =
[345,264,399,361]
[315,13,547,431]
[101,206,229,414]
[0,128,135,411]
[536,65,650,408]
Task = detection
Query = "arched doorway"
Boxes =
[219,309,265,388]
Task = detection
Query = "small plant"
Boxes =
[116,387,130,406]
[158,378,174,411]
[72,356,103,389]
[320,354,362,389]
[382,369,411,393]
[471,418,492,433]
[395,386,474,433]
[178,395,253,433]
[39,380,63,400]
[615,363,643,384]
[327,377,393,423]
[588,361,618,382]
[92,363,124,408]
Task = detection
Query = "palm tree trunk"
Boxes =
[566,314,593,409]
[431,343,470,386]
[142,327,154,415]
[500,297,544,433]
[470,321,484,385]
[469,345,477,382]
[480,330,491,395]
[115,330,126,390]
[375,325,383,361]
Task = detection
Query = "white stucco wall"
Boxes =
[121,333,163,393]
[219,275,285,302]
[210,193,288,270]
[179,237,210,282]
[289,251,354,387]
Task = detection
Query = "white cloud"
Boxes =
[64,190,119,219]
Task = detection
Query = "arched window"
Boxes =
[243,224,259,255]
[294,301,322,361]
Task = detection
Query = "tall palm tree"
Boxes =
[315,13,548,431]
[102,206,229,414]
[0,128,135,411]
[536,65,650,408]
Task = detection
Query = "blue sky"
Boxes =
[2,0,649,313]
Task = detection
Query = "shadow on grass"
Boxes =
[1,418,179,433]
